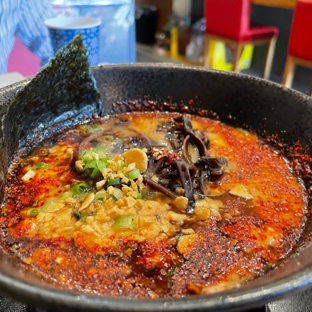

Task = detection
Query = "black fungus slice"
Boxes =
[143,116,227,214]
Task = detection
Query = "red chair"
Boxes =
[204,0,279,79]
[282,0,312,96]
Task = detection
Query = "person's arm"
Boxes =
[17,0,55,67]
[0,0,21,74]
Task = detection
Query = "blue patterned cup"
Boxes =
[44,17,102,66]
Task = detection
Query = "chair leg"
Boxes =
[233,43,244,73]
[262,37,277,80]
[282,56,295,88]
[204,35,210,68]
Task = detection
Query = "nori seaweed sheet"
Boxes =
[8,32,101,122]
[0,33,102,198]
[3,32,102,147]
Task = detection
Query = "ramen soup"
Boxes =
[0,112,307,298]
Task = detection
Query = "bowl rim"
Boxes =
[1,63,312,311]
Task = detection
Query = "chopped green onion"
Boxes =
[136,192,142,199]
[73,211,82,220]
[94,190,108,201]
[80,124,103,133]
[59,183,91,199]
[102,135,113,141]
[89,168,100,179]
[118,162,126,171]
[71,182,90,195]
[126,169,140,180]
[167,265,178,277]
[112,188,123,200]
[113,215,137,231]
[79,152,108,179]
[73,211,91,223]
[108,178,121,186]
[92,148,108,159]
[96,159,108,171]
[22,169,36,181]
[27,208,39,217]
[83,159,97,169]
[42,198,56,208]
[58,191,73,199]
[81,150,94,162]
[33,162,50,169]
[83,161,101,179]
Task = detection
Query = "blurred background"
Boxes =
[2,0,312,95]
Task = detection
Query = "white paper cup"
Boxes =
[45,17,102,66]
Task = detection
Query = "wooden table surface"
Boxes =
[252,0,296,9]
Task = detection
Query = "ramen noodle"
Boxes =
[0,112,307,298]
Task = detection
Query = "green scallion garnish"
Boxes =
[126,169,140,180]
[33,162,50,169]
[113,215,137,231]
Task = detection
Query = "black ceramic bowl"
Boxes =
[1,64,312,312]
